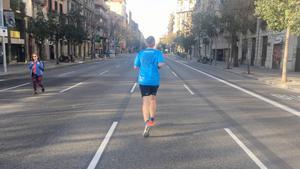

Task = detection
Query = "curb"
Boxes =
[0,58,104,78]
[178,56,300,94]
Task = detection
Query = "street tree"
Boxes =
[255,0,300,83]
[192,12,219,59]
[219,0,256,69]
[65,9,87,59]
[174,34,195,58]
[27,10,49,60]
[48,13,66,64]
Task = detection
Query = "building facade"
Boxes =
[105,0,126,17]
[1,0,111,62]
[105,0,128,54]
[0,0,140,63]
[194,0,300,71]
[174,0,196,35]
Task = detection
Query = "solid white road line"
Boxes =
[172,59,300,116]
[0,82,30,92]
[184,84,194,95]
[0,79,7,82]
[87,122,118,169]
[130,82,137,93]
[59,82,83,93]
[98,70,109,76]
[225,128,268,169]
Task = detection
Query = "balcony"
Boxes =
[32,0,47,5]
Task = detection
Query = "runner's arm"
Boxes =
[158,63,165,69]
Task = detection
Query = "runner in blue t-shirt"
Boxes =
[134,36,165,137]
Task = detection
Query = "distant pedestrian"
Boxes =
[134,36,165,137]
[29,53,45,94]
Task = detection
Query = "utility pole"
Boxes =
[0,0,7,73]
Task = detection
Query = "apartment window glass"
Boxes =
[48,0,53,12]
[60,4,63,14]
[55,1,58,12]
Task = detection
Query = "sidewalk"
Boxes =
[0,57,106,77]
[193,59,300,94]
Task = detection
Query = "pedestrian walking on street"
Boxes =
[134,36,165,137]
[29,53,45,95]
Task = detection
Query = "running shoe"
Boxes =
[147,120,155,127]
[143,124,151,137]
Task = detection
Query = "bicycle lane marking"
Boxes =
[171,59,300,116]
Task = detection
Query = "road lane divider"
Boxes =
[172,59,300,116]
[0,82,30,92]
[58,71,77,77]
[172,71,179,78]
[184,84,194,95]
[225,128,268,169]
[59,82,83,93]
[98,70,109,76]
[87,122,118,169]
[130,82,137,93]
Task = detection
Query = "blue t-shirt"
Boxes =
[134,48,165,86]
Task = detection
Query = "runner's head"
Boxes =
[145,36,155,48]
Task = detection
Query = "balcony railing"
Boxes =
[32,0,47,5]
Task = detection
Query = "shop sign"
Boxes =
[10,30,20,39]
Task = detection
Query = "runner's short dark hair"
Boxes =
[146,36,155,46]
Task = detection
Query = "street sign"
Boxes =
[4,11,16,28]
[0,27,7,36]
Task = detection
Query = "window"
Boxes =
[60,4,63,14]
[55,1,58,12]
[48,0,52,12]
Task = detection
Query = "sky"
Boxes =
[127,0,177,42]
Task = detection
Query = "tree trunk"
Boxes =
[79,43,82,59]
[281,27,290,83]
[60,40,63,57]
[226,43,231,69]
[210,38,213,64]
[73,43,76,58]
[245,38,250,74]
[36,42,42,60]
[55,40,59,64]
[7,27,11,63]
[67,41,70,57]
[232,36,239,67]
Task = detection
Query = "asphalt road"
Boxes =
[1,54,300,169]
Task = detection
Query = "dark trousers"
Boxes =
[32,74,44,91]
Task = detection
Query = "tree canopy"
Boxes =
[255,0,300,35]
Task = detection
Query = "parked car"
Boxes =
[59,55,74,63]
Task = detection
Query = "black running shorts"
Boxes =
[139,85,159,97]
